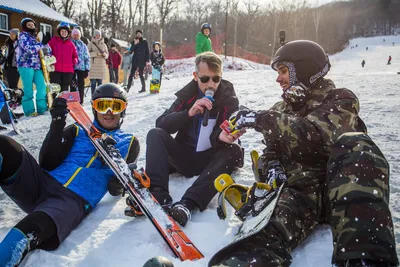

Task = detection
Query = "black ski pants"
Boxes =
[145,128,243,211]
[127,65,145,91]
[50,71,74,92]
[4,66,20,89]
[0,135,88,252]
[74,70,86,104]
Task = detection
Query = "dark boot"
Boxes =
[138,88,146,93]
[168,199,196,227]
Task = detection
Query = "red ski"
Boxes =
[60,92,204,261]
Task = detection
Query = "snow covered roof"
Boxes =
[0,0,76,25]
[112,38,130,48]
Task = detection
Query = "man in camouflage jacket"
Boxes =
[211,40,398,267]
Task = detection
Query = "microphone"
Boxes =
[202,89,214,127]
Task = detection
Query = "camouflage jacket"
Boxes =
[255,78,367,189]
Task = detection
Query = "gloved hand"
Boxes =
[229,106,258,130]
[50,97,68,122]
[83,70,89,79]
[107,163,137,196]
[42,46,51,56]
[262,160,287,189]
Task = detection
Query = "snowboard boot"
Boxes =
[168,199,196,227]
[0,228,29,267]
[335,259,397,267]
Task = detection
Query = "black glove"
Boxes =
[50,97,68,122]
[230,106,258,130]
[83,70,89,79]
[107,163,137,196]
[261,160,287,189]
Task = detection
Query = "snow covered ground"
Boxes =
[1,35,400,266]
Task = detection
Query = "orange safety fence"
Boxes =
[163,33,270,65]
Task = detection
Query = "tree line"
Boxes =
[41,0,400,57]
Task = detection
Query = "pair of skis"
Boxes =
[59,92,203,262]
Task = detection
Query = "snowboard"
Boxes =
[59,92,204,262]
[0,79,20,134]
[150,67,161,94]
[208,174,284,267]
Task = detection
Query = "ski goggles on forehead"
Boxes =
[92,98,127,114]
[197,74,222,83]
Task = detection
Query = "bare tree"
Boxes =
[107,0,124,38]
[143,0,149,34]
[311,0,324,43]
[229,0,240,58]
[87,0,105,34]
[40,0,57,10]
[209,0,224,36]
[289,0,308,40]
[156,0,179,32]
[241,0,260,51]
[59,0,76,18]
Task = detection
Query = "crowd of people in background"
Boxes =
[0,18,217,118]
[0,20,219,119]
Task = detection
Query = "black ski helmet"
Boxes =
[57,22,71,36]
[201,23,212,34]
[21,18,36,31]
[91,83,128,128]
[271,40,330,86]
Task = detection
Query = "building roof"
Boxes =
[112,38,130,48]
[0,0,76,25]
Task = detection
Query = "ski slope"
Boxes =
[1,35,400,266]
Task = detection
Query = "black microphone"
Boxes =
[202,89,214,127]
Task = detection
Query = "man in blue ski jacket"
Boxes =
[0,83,139,266]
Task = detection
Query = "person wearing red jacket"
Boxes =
[47,22,78,91]
[109,44,122,83]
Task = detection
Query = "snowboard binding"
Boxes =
[215,150,287,221]
[215,174,275,221]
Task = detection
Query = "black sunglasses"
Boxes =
[198,75,222,83]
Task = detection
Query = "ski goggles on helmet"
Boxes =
[92,98,127,114]
[197,74,222,83]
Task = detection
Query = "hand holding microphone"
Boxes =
[202,89,214,126]
[188,89,214,123]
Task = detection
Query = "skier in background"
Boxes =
[71,28,90,104]
[150,41,165,85]
[127,30,150,93]
[361,59,365,67]
[47,22,78,92]
[195,23,213,55]
[0,84,139,267]
[121,49,133,88]
[387,55,392,65]
[109,44,122,83]
[16,18,47,116]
